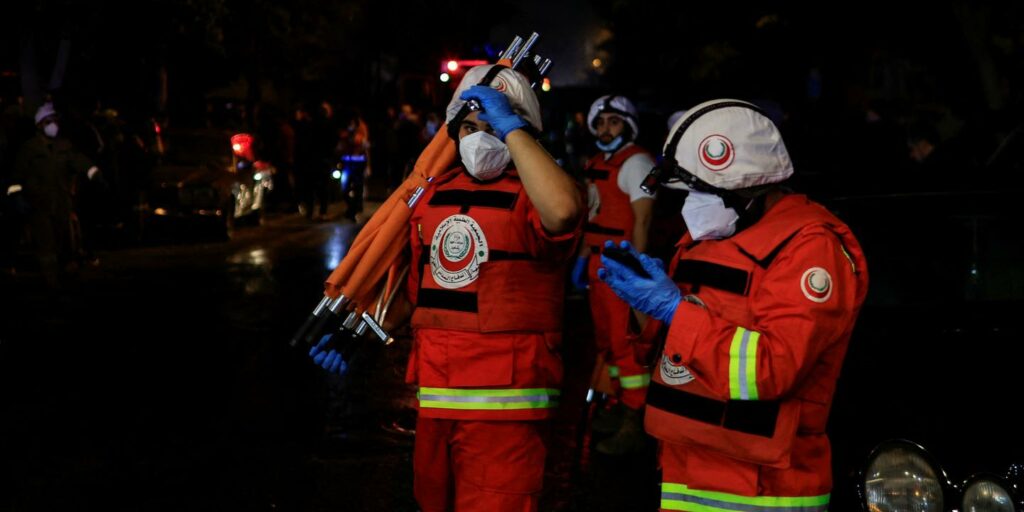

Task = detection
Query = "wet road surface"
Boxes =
[0,205,660,511]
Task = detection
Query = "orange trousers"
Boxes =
[588,255,649,409]
[414,417,548,512]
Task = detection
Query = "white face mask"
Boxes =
[43,122,59,138]
[460,130,511,181]
[682,190,739,241]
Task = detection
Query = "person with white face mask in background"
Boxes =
[572,94,657,455]
[11,103,98,289]
[597,99,869,511]
[371,64,583,511]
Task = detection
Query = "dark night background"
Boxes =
[2,1,1023,511]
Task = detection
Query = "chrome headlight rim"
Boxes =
[858,439,955,512]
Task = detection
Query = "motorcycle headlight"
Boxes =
[861,440,948,512]
[963,476,1016,512]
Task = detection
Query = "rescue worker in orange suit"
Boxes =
[597,99,869,511]
[571,94,656,454]
[310,65,583,511]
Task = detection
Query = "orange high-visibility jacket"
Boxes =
[405,169,580,421]
[645,194,868,496]
[582,145,650,249]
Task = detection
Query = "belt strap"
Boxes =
[416,288,478,312]
[428,189,518,212]
[672,260,751,296]
[646,382,779,438]
[584,223,626,236]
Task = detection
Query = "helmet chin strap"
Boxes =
[720,191,767,233]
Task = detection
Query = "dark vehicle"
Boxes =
[144,129,273,237]
[819,188,1024,511]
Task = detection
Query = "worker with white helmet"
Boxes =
[11,103,98,288]
[597,99,869,511]
[572,94,656,455]
[313,64,584,511]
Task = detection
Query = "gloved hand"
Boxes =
[309,334,348,375]
[4,184,31,217]
[597,240,681,324]
[459,85,529,141]
[571,256,589,290]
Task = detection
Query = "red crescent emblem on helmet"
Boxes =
[699,134,735,171]
[492,77,509,93]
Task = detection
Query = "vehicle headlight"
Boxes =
[862,440,947,512]
[963,477,1016,512]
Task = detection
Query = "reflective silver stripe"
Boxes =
[419,394,553,404]
[418,387,560,411]
[737,328,752,400]
[729,327,760,400]
[661,483,830,512]
[661,492,829,512]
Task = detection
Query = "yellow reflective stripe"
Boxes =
[608,365,620,378]
[619,373,651,389]
[417,387,560,411]
[840,245,856,273]
[729,329,744,400]
[729,327,760,400]
[662,483,830,511]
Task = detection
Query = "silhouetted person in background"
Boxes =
[293,102,335,221]
[11,103,98,288]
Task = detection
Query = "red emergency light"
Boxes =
[231,133,255,161]
[440,59,489,73]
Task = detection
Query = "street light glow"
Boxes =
[440,72,450,83]
[446,60,459,72]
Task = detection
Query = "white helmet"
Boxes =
[445,64,542,132]
[666,109,688,133]
[587,95,639,139]
[34,103,57,124]
[659,99,793,192]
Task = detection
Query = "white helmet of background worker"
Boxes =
[653,99,795,240]
[587,95,639,152]
[444,64,543,181]
[35,103,60,138]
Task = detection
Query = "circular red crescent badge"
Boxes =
[430,215,489,289]
[800,267,833,303]
[699,134,735,171]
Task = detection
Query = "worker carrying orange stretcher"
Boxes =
[292,33,586,510]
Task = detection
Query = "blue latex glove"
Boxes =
[597,240,682,324]
[459,85,529,141]
[309,334,348,375]
[571,256,589,290]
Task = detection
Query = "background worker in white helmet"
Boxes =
[11,103,99,289]
[597,99,869,511]
[570,94,656,455]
